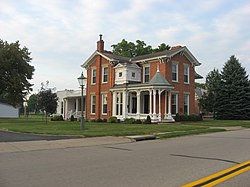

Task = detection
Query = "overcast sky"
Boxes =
[1,0,250,93]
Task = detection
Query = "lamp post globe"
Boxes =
[77,72,86,130]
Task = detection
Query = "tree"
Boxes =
[27,94,40,113]
[195,82,206,89]
[0,39,35,106]
[111,39,170,57]
[199,69,221,117]
[37,81,58,122]
[216,56,250,119]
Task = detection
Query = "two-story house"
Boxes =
[82,35,202,122]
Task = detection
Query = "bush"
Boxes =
[144,115,151,124]
[96,118,103,122]
[102,118,107,123]
[135,119,142,124]
[51,115,64,121]
[124,118,135,124]
[108,116,117,123]
[177,114,203,122]
[70,115,76,121]
[174,113,180,122]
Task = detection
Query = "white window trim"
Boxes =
[184,64,190,84]
[102,66,108,83]
[184,94,189,115]
[91,67,96,85]
[102,94,108,115]
[91,95,96,114]
[143,65,150,83]
[172,63,179,82]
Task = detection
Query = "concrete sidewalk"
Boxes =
[0,136,133,153]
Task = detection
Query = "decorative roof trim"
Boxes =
[82,51,112,69]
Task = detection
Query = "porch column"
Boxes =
[149,90,152,115]
[153,89,156,119]
[136,91,141,117]
[123,90,127,119]
[65,99,68,119]
[165,91,167,119]
[112,91,116,116]
[129,92,133,113]
[167,91,175,121]
[168,91,171,115]
[158,90,161,121]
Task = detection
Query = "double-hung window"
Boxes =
[102,94,108,115]
[144,66,150,83]
[91,68,96,84]
[171,94,178,115]
[184,64,189,84]
[116,93,123,115]
[184,94,189,114]
[102,67,108,83]
[172,63,178,82]
[91,95,96,114]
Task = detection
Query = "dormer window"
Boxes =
[132,72,136,78]
[119,72,122,77]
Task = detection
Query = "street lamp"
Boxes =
[77,72,86,130]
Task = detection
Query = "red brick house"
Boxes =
[82,35,202,122]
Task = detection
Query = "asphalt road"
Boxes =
[0,129,249,187]
[0,130,81,142]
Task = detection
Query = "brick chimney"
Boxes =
[97,34,104,52]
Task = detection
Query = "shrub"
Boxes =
[102,118,107,123]
[51,115,64,121]
[124,118,135,124]
[96,118,103,122]
[70,115,76,121]
[108,116,117,123]
[175,113,180,122]
[135,119,142,124]
[177,114,203,122]
[144,115,151,124]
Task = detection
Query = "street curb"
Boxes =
[126,135,156,141]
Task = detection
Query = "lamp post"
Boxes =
[78,72,86,130]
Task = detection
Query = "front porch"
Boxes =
[112,88,175,123]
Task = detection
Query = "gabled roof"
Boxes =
[82,46,201,69]
[131,46,201,66]
[82,51,131,69]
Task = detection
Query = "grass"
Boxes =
[182,119,250,128]
[0,117,249,138]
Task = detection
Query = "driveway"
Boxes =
[0,130,82,142]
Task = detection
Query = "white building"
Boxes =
[56,89,86,120]
[0,102,19,118]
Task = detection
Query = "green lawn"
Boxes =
[0,117,249,137]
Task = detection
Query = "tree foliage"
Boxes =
[37,81,58,121]
[216,56,250,119]
[0,39,35,106]
[111,39,170,57]
[27,94,40,113]
[201,56,250,119]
